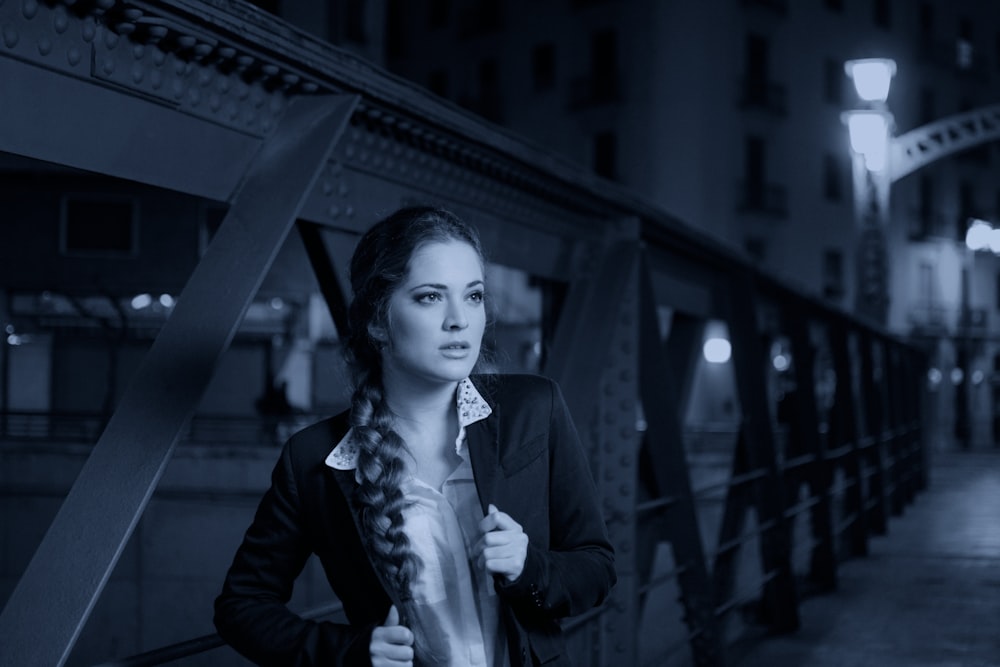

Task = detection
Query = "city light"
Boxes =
[130,293,153,309]
[844,110,891,172]
[964,218,1000,255]
[845,58,896,103]
[703,337,732,364]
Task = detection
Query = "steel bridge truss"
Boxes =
[0,2,928,666]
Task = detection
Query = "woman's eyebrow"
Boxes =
[408,280,484,291]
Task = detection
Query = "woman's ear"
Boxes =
[368,323,388,344]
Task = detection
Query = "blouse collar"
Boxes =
[324,377,492,471]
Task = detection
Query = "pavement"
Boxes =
[732,449,1000,667]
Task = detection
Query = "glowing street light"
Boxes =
[844,58,896,103]
[843,57,897,327]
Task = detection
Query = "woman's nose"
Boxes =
[444,301,468,330]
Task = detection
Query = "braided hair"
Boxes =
[344,206,485,652]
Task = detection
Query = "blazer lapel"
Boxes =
[466,405,501,515]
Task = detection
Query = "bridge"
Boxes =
[0,2,996,666]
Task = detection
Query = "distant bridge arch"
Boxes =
[890,104,1000,183]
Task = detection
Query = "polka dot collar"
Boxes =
[325,378,492,470]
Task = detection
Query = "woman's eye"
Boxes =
[467,290,484,304]
[416,292,442,304]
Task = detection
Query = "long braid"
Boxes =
[344,206,485,663]
[349,369,421,601]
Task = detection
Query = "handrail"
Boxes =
[90,601,345,667]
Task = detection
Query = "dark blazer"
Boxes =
[215,374,616,666]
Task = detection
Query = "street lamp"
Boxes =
[843,58,896,326]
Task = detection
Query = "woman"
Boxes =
[215,207,615,666]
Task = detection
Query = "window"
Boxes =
[918,174,935,237]
[60,196,137,257]
[995,271,1000,310]
[958,180,975,240]
[532,42,555,91]
[957,17,974,70]
[823,58,842,105]
[477,58,502,122]
[428,69,448,97]
[822,249,844,299]
[745,33,770,104]
[344,0,366,44]
[920,87,935,124]
[593,131,616,179]
[918,261,935,305]
[745,135,765,193]
[823,153,842,201]
[428,0,449,28]
[590,30,618,101]
[920,3,933,42]
[873,0,890,29]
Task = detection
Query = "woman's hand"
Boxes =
[476,504,528,582]
[370,606,414,667]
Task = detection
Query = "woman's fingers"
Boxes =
[371,605,414,666]
[477,505,528,581]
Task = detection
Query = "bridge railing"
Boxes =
[0,1,926,666]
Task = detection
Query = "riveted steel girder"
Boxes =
[0,93,358,667]
[890,105,1000,183]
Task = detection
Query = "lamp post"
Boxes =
[843,58,896,327]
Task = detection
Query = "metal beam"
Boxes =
[0,93,358,667]
[0,55,260,201]
[638,256,723,667]
[890,104,1000,182]
[723,272,799,634]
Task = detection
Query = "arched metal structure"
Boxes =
[0,2,928,666]
[890,104,1000,183]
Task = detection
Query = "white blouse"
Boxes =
[326,378,509,666]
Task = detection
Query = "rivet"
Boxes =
[22,0,38,20]
[269,96,283,112]
[3,25,18,48]
[130,62,143,84]
[103,30,118,49]
[132,44,144,59]
[359,150,368,163]
[338,183,348,196]
[329,205,340,218]
[66,46,80,66]
[209,94,221,111]
[219,77,230,93]
[81,19,96,42]
[172,80,184,99]
[53,7,69,33]
[173,59,185,75]
[101,57,114,75]
[345,206,354,217]
[322,181,333,196]
[37,37,51,56]
[198,69,211,86]
[235,82,248,100]
[188,87,201,106]
[150,70,162,89]
[226,102,238,119]
[152,50,165,66]
[261,119,272,132]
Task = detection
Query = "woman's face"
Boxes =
[380,240,486,387]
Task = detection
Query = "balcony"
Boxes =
[739,79,788,115]
[741,0,788,15]
[738,181,788,218]
[569,73,622,110]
